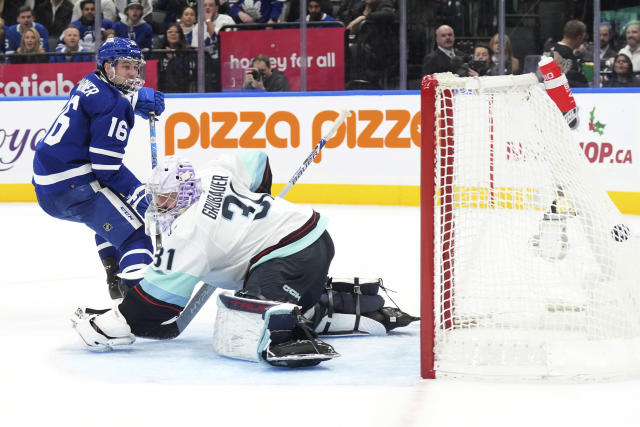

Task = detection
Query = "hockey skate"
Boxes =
[363,307,420,332]
[102,256,127,299]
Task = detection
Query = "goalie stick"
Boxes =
[168,109,351,336]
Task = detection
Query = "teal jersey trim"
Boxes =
[249,214,329,271]
[237,151,268,192]
[140,269,201,307]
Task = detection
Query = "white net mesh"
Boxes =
[427,73,640,379]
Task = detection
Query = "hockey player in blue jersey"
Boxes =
[70,152,418,368]
[32,37,165,299]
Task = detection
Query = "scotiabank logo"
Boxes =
[0,73,75,97]
[164,109,421,162]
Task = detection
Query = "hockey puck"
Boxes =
[611,224,630,242]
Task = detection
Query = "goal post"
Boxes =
[420,72,640,380]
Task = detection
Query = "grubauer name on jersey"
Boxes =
[139,153,328,308]
[32,72,141,197]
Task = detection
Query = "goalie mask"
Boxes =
[146,157,202,233]
[97,37,145,93]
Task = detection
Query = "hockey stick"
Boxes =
[170,109,350,335]
[148,112,162,249]
[149,112,158,168]
[279,109,350,198]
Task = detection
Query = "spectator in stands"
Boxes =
[191,0,233,50]
[71,0,118,23]
[50,24,92,62]
[579,23,616,70]
[344,0,396,87]
[0,17,6,56]
[113,0,153,49]
[549,19,588,87]
[190,0,231,92]
[230,0,284,24]
[102,27,116,40]
[551,50,587,89]
[328,0,352,22]
[286,0,334,22]
[4,6,50,53]
[343,0,393,33]
[422,24,462,75]
[243,53,290,91]
[69,0,113,51]
[619,21,640,72]
[114,0,152,23]
[34,0,73,46]
[178,5,196,44]
[1,0,27,26]
[297,0,335,23]
[11,26,48,63]
[156,22,196,93]
[603,53,640,87]
[488,33,520,75]
[466,44,492,77]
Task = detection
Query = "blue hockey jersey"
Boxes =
[4,23,50,52]
[33,72,141,197]
[61,18,113,51]
[112,20,153,50]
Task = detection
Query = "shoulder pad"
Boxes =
[75,73,119,114]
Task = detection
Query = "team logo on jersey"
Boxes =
[103,222,113,231]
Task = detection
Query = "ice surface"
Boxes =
[1,203,639,427]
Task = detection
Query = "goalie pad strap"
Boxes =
[322,277,378,334]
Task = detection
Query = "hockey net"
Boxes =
[420,73,640,380]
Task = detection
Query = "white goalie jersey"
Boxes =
[139,152,328,308]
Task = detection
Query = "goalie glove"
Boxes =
[71,306,135,351]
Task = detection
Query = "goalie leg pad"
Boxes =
[71,306,135,351]
[212,291,339,367]
[305,277,420,335]
[306,277,386,336]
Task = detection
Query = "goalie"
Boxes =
[72,151,418,368]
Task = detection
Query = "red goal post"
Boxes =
[420,72,640,380]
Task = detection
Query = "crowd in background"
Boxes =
[1,0,640,91]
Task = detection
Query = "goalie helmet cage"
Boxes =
[420,73,640,380]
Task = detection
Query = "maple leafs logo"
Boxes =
[588,106,606,136]
[242,0,263,20]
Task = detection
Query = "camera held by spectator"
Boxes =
[243,54,290,92]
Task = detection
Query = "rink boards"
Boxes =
[0,89,639,213]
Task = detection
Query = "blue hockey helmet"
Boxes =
[96,37,145,93]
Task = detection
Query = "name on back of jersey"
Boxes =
[76,78,100,96]
[202,175,229,220]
